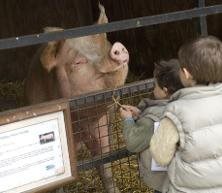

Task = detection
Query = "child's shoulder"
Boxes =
[138,98,169,110]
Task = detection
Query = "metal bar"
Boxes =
[1,4,222,50]
[77,148,134,171]
[69,79,154,110]
[199,0,208,36]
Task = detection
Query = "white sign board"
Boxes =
[0,100,76,193]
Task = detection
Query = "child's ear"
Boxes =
[163,87,168,95]
[180,67,196,87]
[182,68,192,80]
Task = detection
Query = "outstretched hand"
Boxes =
[119,105,141,119]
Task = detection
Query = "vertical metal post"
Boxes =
[198,0,208,36]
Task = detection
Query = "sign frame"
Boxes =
[0,99,77,193]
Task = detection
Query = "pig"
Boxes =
[25,4,129,193]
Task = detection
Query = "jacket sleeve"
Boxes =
[149,117,179,166]
[123,116,154,153]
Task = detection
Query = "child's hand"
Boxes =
[119,107,133,119]
[119,105,141,119]
[121,105,141,118]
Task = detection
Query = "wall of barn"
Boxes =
[0,0,222,82]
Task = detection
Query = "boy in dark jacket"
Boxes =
[120,59,184,192]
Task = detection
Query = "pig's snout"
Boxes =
[110,42,129,65]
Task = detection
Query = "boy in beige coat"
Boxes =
[150,36,222,193]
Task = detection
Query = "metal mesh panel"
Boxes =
[62,79,154,193]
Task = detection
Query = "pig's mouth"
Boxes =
[122,59,129,65]
[111,60,128,72]
[114,56,129,68]
[110,52,129,70]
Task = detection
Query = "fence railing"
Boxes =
[72,79,154,171]
[1,1,222,50]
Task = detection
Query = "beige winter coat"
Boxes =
[150,84,222,193]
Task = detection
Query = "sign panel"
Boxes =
[0,99,76,193]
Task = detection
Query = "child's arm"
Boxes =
[123,116,154,153]
[120,107,154,153]
[149,118,179,166]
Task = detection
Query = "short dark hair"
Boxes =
[178,36,222,84]
[154,59,184,95]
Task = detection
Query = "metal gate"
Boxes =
[66,79,154,193]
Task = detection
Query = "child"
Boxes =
[150,36,222,193]
[120,59,184,193]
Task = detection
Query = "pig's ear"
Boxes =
[40,27,65,72]
[96,4,108,40]
[97,3,108,24]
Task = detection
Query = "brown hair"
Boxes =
[154,59,184,95]
[178,36,222,84]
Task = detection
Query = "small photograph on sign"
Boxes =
[46,164,55,171]
[39,131,55,144]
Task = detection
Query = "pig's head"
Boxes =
[40,4,129,75]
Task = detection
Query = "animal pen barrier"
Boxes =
[1,1,222,192]
[68,79,154,193]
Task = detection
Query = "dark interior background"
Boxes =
[0,0,221,82]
